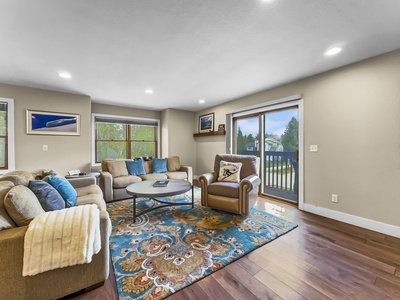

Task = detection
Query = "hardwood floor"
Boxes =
[68,196,400,299]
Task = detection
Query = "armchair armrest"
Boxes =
[240,174,261,192]
[180,165,193,184]
[199,172,218,206]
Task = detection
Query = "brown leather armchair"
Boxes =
[199,154,261,214]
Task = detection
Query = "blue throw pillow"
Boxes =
[46,177,77,207]
[126,160,146,176]
[28,180,66,211]
[152,158,168,173]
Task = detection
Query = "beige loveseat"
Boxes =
[0,170,111,300]
[100,156,193,202]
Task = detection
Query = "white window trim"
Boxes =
[91,113,160,167]
[0,97,15,174]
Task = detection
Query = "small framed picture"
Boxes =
[199,113,214,133]
[26,110,81,135]
[218,124,225,131]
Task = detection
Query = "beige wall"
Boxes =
[195,49,400,228]
[0,83,91,176]
[161,109,196,171]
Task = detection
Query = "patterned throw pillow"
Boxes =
[218,161,242,183]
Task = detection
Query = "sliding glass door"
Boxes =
[263,107,298,203]
[233,106,299,203]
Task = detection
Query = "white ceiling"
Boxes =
[1,0,400,112]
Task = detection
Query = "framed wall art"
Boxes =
[26,110,81,135]
[199,112,214,133]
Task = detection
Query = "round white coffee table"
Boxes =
[126,179,193,223]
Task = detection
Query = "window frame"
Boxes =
[91,113,160,167]
[0,97,15,174]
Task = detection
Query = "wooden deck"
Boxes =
[65,196,400,300]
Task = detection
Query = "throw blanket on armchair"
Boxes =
[23,204,101,276]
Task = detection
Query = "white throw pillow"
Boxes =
[218,161,242,183]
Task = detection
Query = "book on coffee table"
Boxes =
[153,180,169,187]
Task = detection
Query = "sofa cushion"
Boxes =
[208,182,240,198]
[4,185,45,226]
[166,171,187,181]
[152,158,168,173]
[0,181,16,230]
[167,156,181,172]
[106,160,129,177]
[126,160,146,176]
[218,161,242,183]
[0,171,35,186]
[113,175,142,188]
[28,180,66,211]
[46,177,77,207]
[140,173,168,181]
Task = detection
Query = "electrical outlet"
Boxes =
[332,194,338,203]
[310,145,318,152]
[42,145,48,151]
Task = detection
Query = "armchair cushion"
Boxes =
[208,182,240,198]
[218,161,242,183]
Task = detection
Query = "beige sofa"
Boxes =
[100,156,193,202]
[0,170,111,300]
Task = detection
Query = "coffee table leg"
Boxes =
[192,186,194,208]
[133,195,136,223]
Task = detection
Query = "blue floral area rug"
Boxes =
[107,187,297,300]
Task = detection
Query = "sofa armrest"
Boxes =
[99,171,113,202]
[180,165,193,184]
[67,177,96,188]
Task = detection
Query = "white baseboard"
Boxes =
[302,203,400,238]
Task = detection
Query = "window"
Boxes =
[0,97,14,173]
[92,114,159,164]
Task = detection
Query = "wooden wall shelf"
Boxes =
[193,130,226,137]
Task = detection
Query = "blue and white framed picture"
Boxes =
[26,110,80,135]
[199,112,214,133]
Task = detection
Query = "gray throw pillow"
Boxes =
[28,180,66,211]
[4,185,45,226]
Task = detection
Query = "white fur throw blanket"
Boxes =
[23,204,101,276]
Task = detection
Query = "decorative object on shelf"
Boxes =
[218,124,225,131]
[199,112,214,133]
[26,110,80,136]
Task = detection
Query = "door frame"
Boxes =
[226,95,304,209]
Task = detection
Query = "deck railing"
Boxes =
[238,150,298,201]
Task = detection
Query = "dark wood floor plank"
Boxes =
[248,251,334,300]
[225,263,283,300]
[211,268,259,300]
[234,256,263,275]
[196,274,235,300]
[69,196,400,300]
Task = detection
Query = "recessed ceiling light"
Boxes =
[324,47,342,56]
[199,99,205,104]
[145,89,154,94]
[58,71,72,79]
